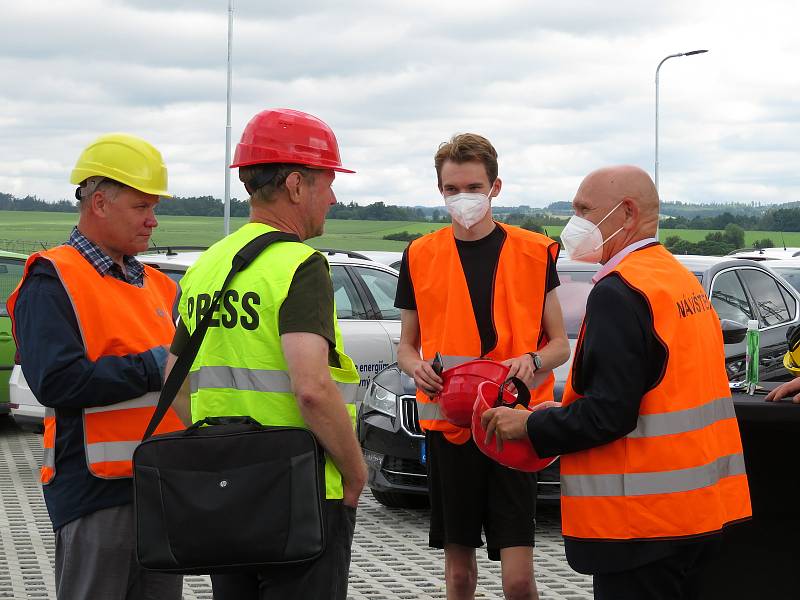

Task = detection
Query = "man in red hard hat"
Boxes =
[395,133,570,600]
[165,108,366,600]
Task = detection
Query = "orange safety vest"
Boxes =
[408,223,558,444]
[7,245,185,483]
[560,244,751,541]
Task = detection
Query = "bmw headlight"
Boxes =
[364,383,397,417]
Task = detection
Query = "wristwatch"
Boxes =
[527,352,542,372]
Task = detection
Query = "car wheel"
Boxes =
[370,488,429,509]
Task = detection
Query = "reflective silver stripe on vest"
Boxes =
[414,355,482,422]
[42,407,56,472]
[339,381,358,405]
[190,366,356,404]
[561,453,746,498]
[416,400,443,421]
[85,440,141,464]
[627,397,736,439]
[84,392,160,414]
[434,355,477,370]
[42,446,55,469]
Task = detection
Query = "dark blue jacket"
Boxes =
[13,260,167,530]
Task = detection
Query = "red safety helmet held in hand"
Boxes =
[472,378,558,472]
[231,108,355,172]
[435,360,510,427]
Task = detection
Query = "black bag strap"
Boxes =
[142,231,299,441]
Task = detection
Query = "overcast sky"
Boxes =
[2,0,799,208]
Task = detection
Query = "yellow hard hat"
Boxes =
[783,326,800,376]
[783,351,800,376]
[70,133,171,197]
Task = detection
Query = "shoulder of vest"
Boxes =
[612,245,698,296]
[30,245,90,272]
[614,244,674,271]
[37,244,78,261]
[498,223,556,248]
[408,227,452,256]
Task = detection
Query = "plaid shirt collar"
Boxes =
[67,227,145,286]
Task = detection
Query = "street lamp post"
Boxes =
[654,49,707,239]
[223,0,234,236]
[654,49,708,194]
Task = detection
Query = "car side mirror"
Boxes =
[720,319,748,345]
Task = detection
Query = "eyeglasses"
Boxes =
[75,177,121,201]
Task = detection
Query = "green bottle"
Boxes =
[746,319,759,395]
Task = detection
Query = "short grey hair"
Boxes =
[238,163,317,204]
[76,176,124,205]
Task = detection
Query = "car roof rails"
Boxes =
[315,248,371,261]
[726,247,765,256]
[145,245,209,257]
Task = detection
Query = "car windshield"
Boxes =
[555,270,596,338]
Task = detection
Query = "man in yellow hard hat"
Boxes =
[7,133,184,599]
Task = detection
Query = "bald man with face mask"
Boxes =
[481,166,752,600]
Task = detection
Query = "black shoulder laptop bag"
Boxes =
[133,231,328,574]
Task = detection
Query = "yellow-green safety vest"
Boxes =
[178,222,360,499]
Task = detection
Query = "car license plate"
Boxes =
[420,440,426,465]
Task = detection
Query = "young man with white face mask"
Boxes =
[395,133,570,600]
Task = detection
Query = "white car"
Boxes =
[761,258,800,294]
[727,247,800,261]
[10,249,401,427]
[355,251,403,271]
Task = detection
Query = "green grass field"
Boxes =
[0,211,449,253]
[1,210,798,253]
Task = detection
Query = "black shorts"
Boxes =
[426,430,537,561]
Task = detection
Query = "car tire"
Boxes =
[370,488,429,509]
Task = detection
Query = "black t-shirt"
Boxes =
[172,252,340,367]
[394,224,559,356]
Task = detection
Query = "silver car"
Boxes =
[10,249,402,426]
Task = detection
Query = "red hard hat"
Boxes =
[435,360,510,428]
[472,379,558,473]
[231,108,355,172]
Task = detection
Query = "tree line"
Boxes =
[664,224,775,256]
[661,209,800,232]
[0,193,76,212]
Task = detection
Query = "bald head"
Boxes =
[571,165,660,263]
[579,165,659,220]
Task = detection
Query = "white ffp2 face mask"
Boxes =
[444,189,492,229]
[560,201,625,263]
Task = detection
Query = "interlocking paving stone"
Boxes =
[0,418,592,599]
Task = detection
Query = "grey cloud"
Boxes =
[2,0,799,208]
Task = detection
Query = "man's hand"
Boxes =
[282,332,367,509]
[412,359,443,396]
[481,401,558,452]
[765,378,800,403]
[481,406,530,452]
[501,354,536,388]
[342,464,368,508]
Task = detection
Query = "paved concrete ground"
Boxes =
[0,418,593,599]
